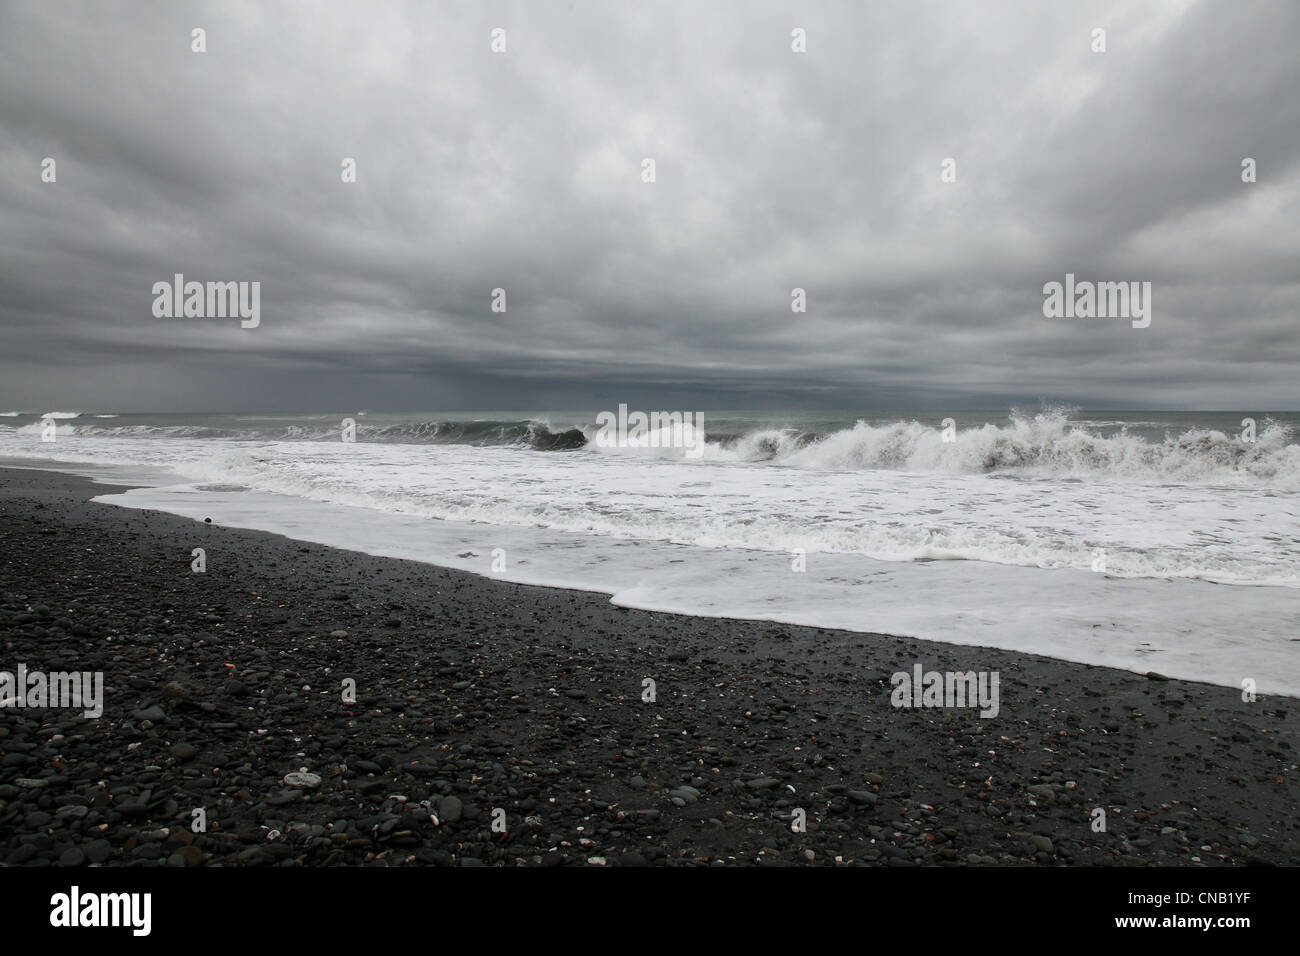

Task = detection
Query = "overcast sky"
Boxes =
[1,0,1296,413]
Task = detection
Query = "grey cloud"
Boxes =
[0,0,1297,413]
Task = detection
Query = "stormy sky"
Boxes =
[1,0,1296,413]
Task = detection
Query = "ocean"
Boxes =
[3,407,1298,695]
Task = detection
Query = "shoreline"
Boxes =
[0,466,1295,866]
[9,456,1294,696]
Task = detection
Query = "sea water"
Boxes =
[2,407,1296,694]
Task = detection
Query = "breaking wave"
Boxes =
[3,409,1295,485]
[704,410,1297,484]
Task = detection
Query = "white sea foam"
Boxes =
[2,410,1297,695]
[593,419,705,458]
[707,412,1299,485]
[70,480,1300,697]
[2,433,1296,586]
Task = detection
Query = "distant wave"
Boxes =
[11,417,590,451]
[364,419,589,451]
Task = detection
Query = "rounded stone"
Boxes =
[284,771,322,789]
[438,796,463,823]
[177,845,203,865]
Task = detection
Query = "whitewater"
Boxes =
[2,409,1297,695]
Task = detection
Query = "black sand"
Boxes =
[0,466,1295,866]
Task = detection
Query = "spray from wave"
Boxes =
[706,409,1296,483]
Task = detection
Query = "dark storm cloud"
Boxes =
[0,0,1296,412]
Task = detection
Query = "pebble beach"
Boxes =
[1,467,1295,867]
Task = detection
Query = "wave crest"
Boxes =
[712,411,1297,484]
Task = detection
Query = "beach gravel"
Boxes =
[0,467,1295,866]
